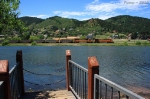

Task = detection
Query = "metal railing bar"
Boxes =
[69,85,81,99]
[76,65,79,95]
[0,81,5,99]
[69,60,88,72]
[94,76,96,99]
[94,74,145,99]
[126,95,129,99]
[81,71,84,99]
[68,60,88,99]
[84,72,87,99]
[9,65,16,74]
[100,81,102,99]
[79,68,80,96]
[118,91,120,99]
[111,87,113,99]
[79,68,81,98]
[105,84,107,99]
[83,72,85,99]
[75,65,77,93]
[72,63,75,88]
[77,67,79,95]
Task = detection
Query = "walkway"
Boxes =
[21,90,76,99]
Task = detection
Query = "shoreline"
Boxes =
[1,43,150,46]
[0,39,150,46]
[127,86,150,99]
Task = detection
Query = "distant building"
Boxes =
[0,35,4,38]
[86,34,93,40]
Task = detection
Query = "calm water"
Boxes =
[0,46,150,91]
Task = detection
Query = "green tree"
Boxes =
[0,0,26,35]
[22,32,30,40]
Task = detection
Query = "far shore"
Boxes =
[0,39,150,46]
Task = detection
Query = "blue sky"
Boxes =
[19,0,150,20]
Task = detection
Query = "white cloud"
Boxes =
[86,0,150,12]
[97,12,121,20]
[52,0,150,20]
[54,11,95,18]
[29,15,49,19]
[92,0,99,4]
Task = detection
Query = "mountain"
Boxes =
[106,15,150,33]
[19,15,150,39]
[18,16,45,26]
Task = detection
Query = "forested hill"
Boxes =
[19,15,150,39]
[106,15,150,34]
[19,16,45,26]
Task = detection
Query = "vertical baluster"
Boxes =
[96,77,99,99]
[105,84,107,99]
[126,95,129,99]
[16,64,20,97]
[84,72,87,99]
[94,77,99,99]
[83,71,85,99]
[118,91,120,99]
[72,64,74,89]
[76,66,78,94]
[78,68,80,97]
[75,66,77,92]
[100,81,102,99]
[69,63,71,87]
[80,69,82,98]
[111,87,113,99]
[78,68,80,96]
[79,68,80,97]
[81,70,83,99]
[70,63,72,87]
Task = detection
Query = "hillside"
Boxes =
[18,16,45,26]
[106,15,150,38]
[19,15,150,39]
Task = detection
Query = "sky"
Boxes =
[19,0,150,20]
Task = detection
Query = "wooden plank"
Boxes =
[48,90,76,99]
[21,90,76,99]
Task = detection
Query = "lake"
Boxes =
[0,46,150,93]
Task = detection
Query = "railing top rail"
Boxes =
[94,74,145,99]
[9,63,19,74]
[69,60,88,72]
[9,65,16,74]
[0,81,4,86]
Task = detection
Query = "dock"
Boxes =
[21,90,76,99]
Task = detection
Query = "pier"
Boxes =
[0,50,145,99]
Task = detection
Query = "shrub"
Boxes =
[21,32,30,40]
[29,36,39,41]
[123,42,128,46]
[37,34,44,39]
[142,41,148,46]
[11,36,21,41]
[79,36,86,40]
[2,40,10,46]
[136,41,141,45]
[31,41,37,46]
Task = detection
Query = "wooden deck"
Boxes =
[21,90,76,99]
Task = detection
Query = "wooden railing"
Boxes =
[66,50,145,99]
[0,50,24,99]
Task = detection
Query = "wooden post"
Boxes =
[88,56,99,99]
[66,50,71,91]
[0,60,11,99]
[16,50,25,94]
